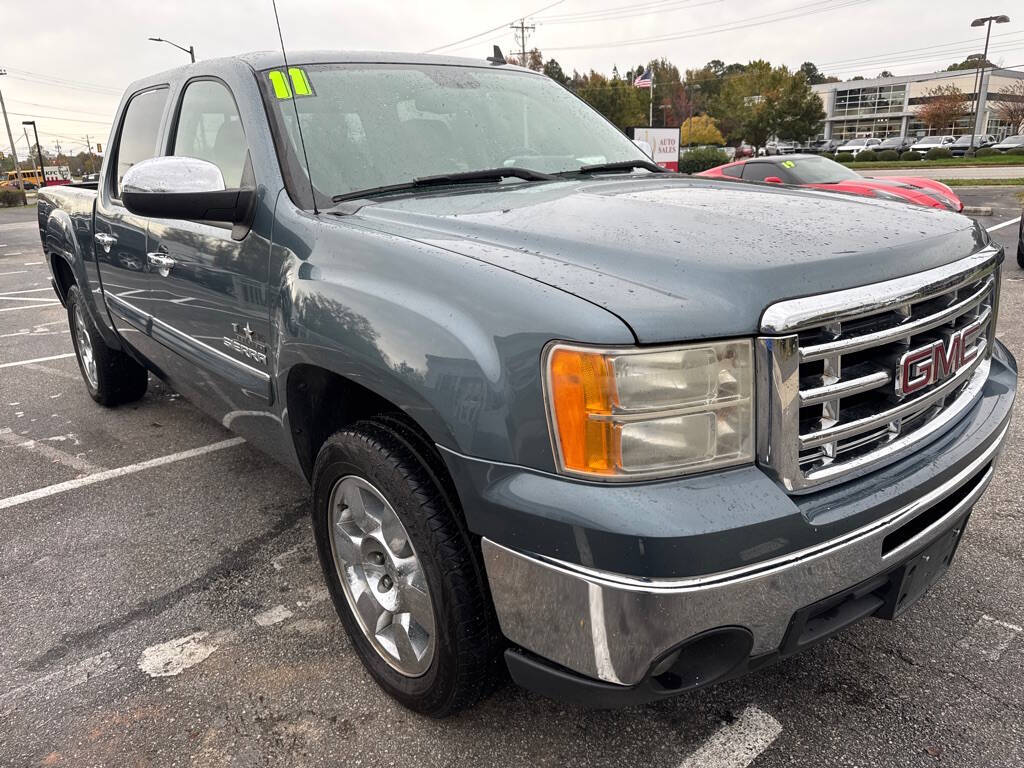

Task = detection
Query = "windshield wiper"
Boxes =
[330,166,555,203]
[562,159,670,176]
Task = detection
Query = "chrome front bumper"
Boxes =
[482,421,1007,687]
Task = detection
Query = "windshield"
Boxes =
[260,63,648,208]
[1000,135,1024,145]
[843,139,868,146]
[880,138,902,146]
[779,156,861,184]
[952,135,983,145]
[916,136,944,144]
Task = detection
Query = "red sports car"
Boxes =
[697,154,963,212]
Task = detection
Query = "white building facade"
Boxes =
[811,68,1024,141]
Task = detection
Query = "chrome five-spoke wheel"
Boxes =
[328,475,436,677]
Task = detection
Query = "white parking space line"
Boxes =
[959,614,1023,662]
[0,320,67,339]
[0,271,29,277]
[21,260,40,264]
[987,215,1021,233]
[0,430,101,475]
[0,296,59,303]
[0,353,75,369]
[0,651,117,717]
[678,705,782,768]
[0,287,54,296]
[0,303,63,314]
[0,437,245,510]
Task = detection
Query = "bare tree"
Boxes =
[991,80,1024,134]
[915,84,969,132]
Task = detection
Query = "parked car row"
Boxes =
[801,133,1022,157]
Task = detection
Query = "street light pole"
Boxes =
[22,121,45,187]
[969,14,1011,151]
[0,70,25,193]
[148,37,195,63]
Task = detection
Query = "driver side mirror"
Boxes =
[763,176,783,184]
[122,156,256,228]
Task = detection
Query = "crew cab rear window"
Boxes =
[172,80,248,188]
[720,165,742,178]
[114,87,169,197]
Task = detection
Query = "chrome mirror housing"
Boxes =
[122,156,226,195]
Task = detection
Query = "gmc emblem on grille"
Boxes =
[895,318,985,396]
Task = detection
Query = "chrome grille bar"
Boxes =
[799,341,986,450]
[757,246,1002,494]
[800,280,993,362]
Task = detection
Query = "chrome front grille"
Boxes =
[757,248,1001,493]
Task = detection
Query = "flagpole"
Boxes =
[649,71,654,127]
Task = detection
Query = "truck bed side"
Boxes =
[37,185,123,350]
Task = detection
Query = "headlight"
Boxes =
[543,340,754,480]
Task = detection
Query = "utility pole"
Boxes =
[23,121,45,187]
[509,19,535,67]
[23,126,38,181]
[0,70,25,193]
[85,134,94,173]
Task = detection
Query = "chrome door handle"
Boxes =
[94,233,117,253]
[147,252,176,276]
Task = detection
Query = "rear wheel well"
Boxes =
[50,254,75,303]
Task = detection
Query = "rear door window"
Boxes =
[720,164,743,178]
[113,88,169,197]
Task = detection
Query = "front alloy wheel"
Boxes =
[328,475,436,677]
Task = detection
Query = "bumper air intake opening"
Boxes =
[650,627,754,693]
[881,462,990,556]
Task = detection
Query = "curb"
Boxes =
[962,206,993,216]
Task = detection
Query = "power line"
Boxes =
[542,0,874,52]
[423,0,565,53]
[7,99,114,120]
[538,0,716,25]
[5,110,111,126]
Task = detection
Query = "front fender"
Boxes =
[269,199,634,470]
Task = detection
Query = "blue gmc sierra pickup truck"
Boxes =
[37,51,1016,716]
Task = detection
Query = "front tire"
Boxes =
[311,420,499,717]
[67,284,148,406]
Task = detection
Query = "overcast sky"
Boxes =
[2,0,1022,156]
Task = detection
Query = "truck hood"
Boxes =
[345,175,987,343]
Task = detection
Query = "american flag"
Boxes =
[633,68,653,88]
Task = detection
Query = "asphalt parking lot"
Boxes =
[1,191,1023,768]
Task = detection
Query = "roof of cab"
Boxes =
[124,50,534,93]
[236,49,528,70]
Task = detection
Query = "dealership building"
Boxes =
[811,67,1024,141]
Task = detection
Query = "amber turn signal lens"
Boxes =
[548,347,618,474]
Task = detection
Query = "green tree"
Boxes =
[706,62,824,147]
[543,58,568,85]
[946,57,994,71]
[575,71,648,130]
[770,72,826,142]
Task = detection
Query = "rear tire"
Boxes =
[311,419,500,717]
[67,284,148,406]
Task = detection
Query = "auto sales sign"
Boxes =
[632,127,679,171]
